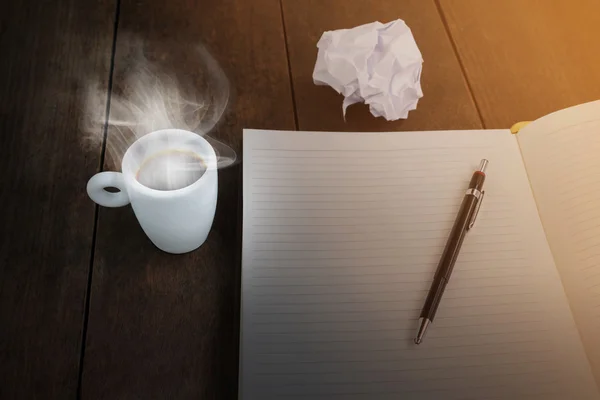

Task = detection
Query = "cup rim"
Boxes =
[122,128,216,197]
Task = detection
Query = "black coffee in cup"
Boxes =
[136,149,206,191]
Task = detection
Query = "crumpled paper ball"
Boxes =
[313,19,424,121]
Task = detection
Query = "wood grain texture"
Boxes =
[0,0,116,398]
[438,0,600,128]
[81,0,295,398]
[281,0,482,132]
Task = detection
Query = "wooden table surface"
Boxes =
[2,0,600,398]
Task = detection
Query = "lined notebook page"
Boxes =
[518,100,600,386]
[240,129,598,400]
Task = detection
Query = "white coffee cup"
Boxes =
[86,129,218,254]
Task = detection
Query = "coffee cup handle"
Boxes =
[86,172,130,207]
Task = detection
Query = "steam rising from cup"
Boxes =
[81,37,237,175]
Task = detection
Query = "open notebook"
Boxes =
[240,100,600,399]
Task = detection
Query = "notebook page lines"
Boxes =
[241,129,598,400]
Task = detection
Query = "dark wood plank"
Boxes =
[281,0,482,131]
[438,0,600,128]
[81,0,295,398]
[0,0,116,398]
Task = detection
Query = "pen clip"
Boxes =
[468,190,484,230]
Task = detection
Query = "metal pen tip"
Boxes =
[414,318,430,345]
[478,159,489,173]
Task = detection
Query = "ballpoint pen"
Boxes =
[414,159,488,345]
